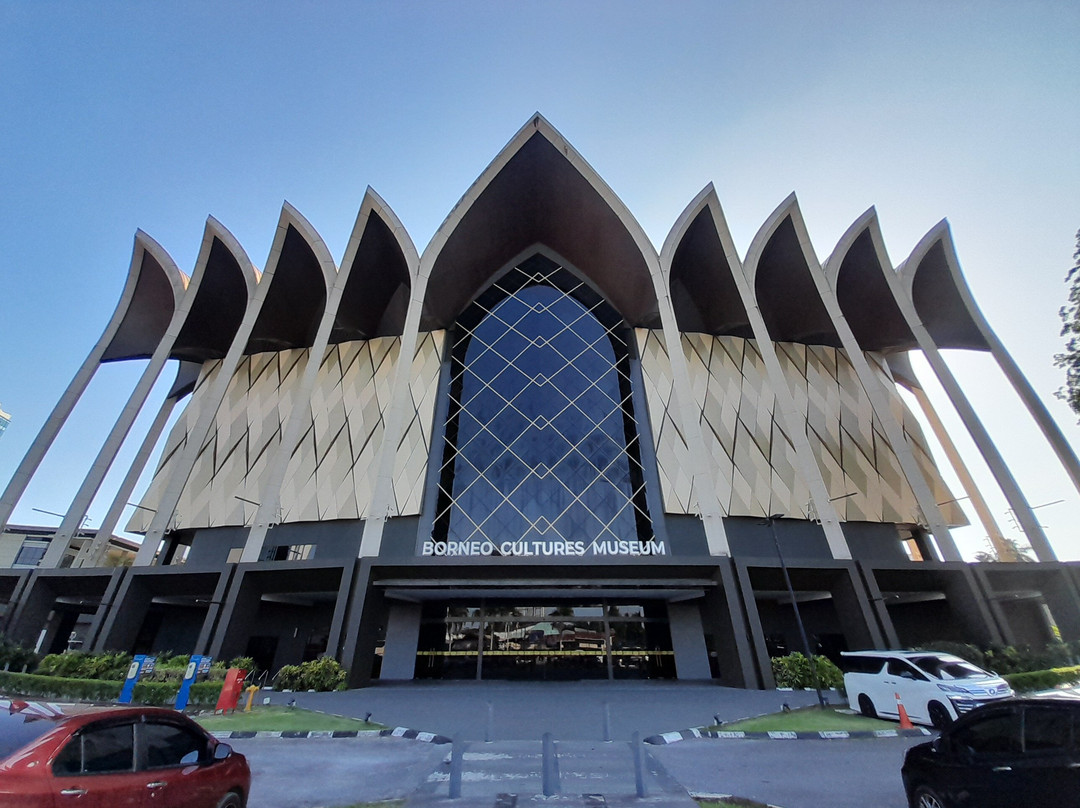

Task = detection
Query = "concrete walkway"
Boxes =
[259,680,834,742]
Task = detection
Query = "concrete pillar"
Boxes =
[240,206,340,563]
[324,558,357,662]
[734,561,775,689]
[380,600,422,680]
[0,234,165,534]
[900,376,1012,559]
[732,195,851,559]
[830,565,884,649]
[854,562,902,648]
[893,227,1055,561]
[667,600,712,680]
[45,254,192,569]
[208,567,261,662]
[341,560,383,686]
[73,363,199,567]
[82,569,127,651]
[136,220,260,566]
[819,211,960,559]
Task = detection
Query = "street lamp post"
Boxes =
[764,513,826,708]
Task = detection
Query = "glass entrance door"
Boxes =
[413,601,675,680]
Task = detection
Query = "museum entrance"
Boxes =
[414,601,675,680]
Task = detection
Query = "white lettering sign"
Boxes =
[420,539,666,557]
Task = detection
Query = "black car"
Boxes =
[901,696,1080,807]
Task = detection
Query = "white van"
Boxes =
[840,650,1013,728]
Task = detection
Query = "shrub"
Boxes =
[0,635,40,672]
[1005,665,1080,693]
[274,657,348,691]
[35,650,132,681]
[770,652,844,691]
[0,671,221,706]
[915,640,1080,675]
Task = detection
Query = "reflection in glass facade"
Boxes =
[433,256,653,551]
[415,602,675,680]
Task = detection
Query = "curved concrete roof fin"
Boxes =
[899,220,989,351]
[662,185,752,336]
[825,208,917,352]
[334,188,417,341]
[166,359,204,400]
[420,114,658,330]
[744,195,842,348]
[885,351,922,391]
[244,204,335,354]
[171,217,259,362]
[102,230,186,362]
[205,215,260,298]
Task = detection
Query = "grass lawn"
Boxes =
[705,705,899,733]
[192,705,384,733]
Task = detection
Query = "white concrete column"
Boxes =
[654,242,731,556]
[43,237,192,569]
[919,225,1080,499]
[890,226,1054,561]
[239,205,340,563]
[71,362,199,567]
[135,219,261,566]
[0,234,149,534]
[360,272,425,557]
[738,194,850,559]
[901,374,1013,559]
[819,210,960,560]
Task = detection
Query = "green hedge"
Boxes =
[1004,665,1080,693]
[0,671,223,706]
[274,658,348,691]
[770,652,845,691]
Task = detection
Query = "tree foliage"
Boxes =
[1054,230,1080,417]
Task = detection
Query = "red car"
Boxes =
[0,701,249,807]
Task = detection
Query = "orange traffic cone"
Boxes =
[894,692,914,730]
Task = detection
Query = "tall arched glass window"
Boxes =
[432,255,654,552]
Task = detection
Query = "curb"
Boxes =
[644,726,932,744]
[690,793,784,808]
[208,726,451,743]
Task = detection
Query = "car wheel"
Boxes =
[216,792,243,808]
[858,694,877,719]
[912,784,946,808]
[928,701,952,730]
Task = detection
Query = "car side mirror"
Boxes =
[213,743,233,761]
[931,737,943,753]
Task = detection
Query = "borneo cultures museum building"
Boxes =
[3,116,1080,688]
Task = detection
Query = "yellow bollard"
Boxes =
[243,684,259,713]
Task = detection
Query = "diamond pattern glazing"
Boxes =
[432,259,654,548]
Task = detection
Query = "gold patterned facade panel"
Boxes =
[640,331,960,525]
[130,335,444,531]
[636,329,695,514]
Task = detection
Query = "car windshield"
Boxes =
[0,704,65,761]
[912,656,990,680]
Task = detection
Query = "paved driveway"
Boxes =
[652,736,924,808]
[266,681,829,741]
[230,682,918,807]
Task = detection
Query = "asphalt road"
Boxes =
[230,734,927,808]
[652,736,927,808]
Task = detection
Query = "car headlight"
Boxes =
[937,683,971,695]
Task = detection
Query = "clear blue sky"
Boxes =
[1,1,1078,559]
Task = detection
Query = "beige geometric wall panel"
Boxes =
[638,329,966,526]
[129,333,445,531]
[636,329,696,514]
[390,331,445,516]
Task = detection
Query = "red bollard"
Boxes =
[215,668,247,713]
